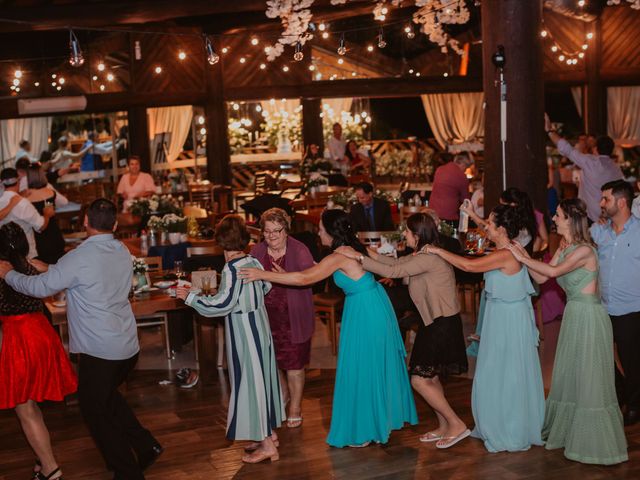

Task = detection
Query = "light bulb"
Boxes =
[540,30,548,37]
[551,45,558,52]
[259,63,266,70]
[367,44,374,52]
[239,57,246,64]
[319,23,326,31]
[13,78,20,86]
[106,73,114,82]
[99,84,105,91]
[377,29,386,49]
[294,42,304,61]
[69,29,84,67]
[34,82,40,87]
[322,32,329,39]
[222,47,229,54]
[338,34,346,55]
[178,51,187,60]
[582,44,588,50]
[309,65,315,71]
[586,32,594,40]
[338,58,344,64]
[58,77,65,84]
[155,66,162,74]
[97,63,105,72]
[204,36,220,65]
[14,70,22,78]
[251,37,259,46]
[559,55,565,61]
[282,65,289,72]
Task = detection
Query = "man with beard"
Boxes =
[591,179,640,426]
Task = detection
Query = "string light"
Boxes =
[58,77,65,84]
[294,42,304,61]
[337,58,344,64]
[106,73,114,82]
[404,25,415,39]
[51,73,57,79]
[14,69,22,79]
[99,84,105,91]
[68,29,84,67]
[239,57,246,64]
[154,65,162,74]
[367,44,374,52]
[377,28,386,49]
[178,51,187,60]
[204,35,220,65]
[12,78,20,86]
[251,37,259,46]
[541,21,593,66]
[322,31,329,39]
[259,63,266,69]
[97,63,105,71]
[92,75,98,81]
[308,64,315,71]
[34,82,40,87]
[221,47,229,54]
[282,65,289,72]
[540,30,548,38]
[318,23,326,31]
[337,34,347,55]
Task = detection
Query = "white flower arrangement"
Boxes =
[162,214,188,233]
[261,108,302,150]
[132,256,148,275]
[147,215,165,232]
[130,195,182,218]
[307,172,329,188]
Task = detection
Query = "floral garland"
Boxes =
[413,0,470,55]
[375,145,434,178]
[264,0,314,61]
[607,0,640,9]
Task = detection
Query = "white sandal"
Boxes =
[436,429,471,449]
[419,431,443,443]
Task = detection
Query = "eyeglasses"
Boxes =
[263,227,285,237]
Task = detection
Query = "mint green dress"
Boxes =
[542,245,627,465]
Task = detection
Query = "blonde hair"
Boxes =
[259,208,291,233]
[558,198,593,246]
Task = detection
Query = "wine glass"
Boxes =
[174,260,184,281]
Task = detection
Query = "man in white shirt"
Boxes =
[0,168,53,258]
[14,139,38,164]
[325,122,347,173]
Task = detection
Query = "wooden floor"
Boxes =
[1,366,639,480]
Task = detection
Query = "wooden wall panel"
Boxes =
[601,6,640,73]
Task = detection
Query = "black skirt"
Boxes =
[409,313,468,379]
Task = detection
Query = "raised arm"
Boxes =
[239,253,345,286]
[183,263,242,317]
[426,245,515,273]
[508,242,592,279]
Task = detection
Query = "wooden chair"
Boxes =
[188,184,214,210]
[313,279,344,356]
[187,248,226,366]
[137,256,171,358]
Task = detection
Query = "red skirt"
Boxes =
[0,312,77,409]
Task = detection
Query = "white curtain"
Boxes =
[147,105,193,162]
[0,116,52,167]
[608,86,640,147]
[321,98,353,118]
[420,92,484,149]
[571,87,583,118]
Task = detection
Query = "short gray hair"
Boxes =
[454,152,473,166]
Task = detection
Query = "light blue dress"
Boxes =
[326,271,418,447]
[471,267,545,452]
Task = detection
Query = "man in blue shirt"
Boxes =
[591,179,640,426]
[0,199,163,479]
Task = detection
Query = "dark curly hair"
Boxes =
[321,209,368,256]
[500,187,537,245]
[0,222,31,274]
[491,204,521,240]
[215,214,250,251]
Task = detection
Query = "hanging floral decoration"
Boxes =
[265,0,472,62]
[413,0,470,55]
[606,0,640,9]
[265,0,314,61]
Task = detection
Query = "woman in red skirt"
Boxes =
[0,222,77,480]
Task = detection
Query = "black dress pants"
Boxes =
[611,311,640,411]
[78,353,156,480]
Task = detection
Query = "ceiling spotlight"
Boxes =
[154,66,162,74]
[409,68,414,74]
[204,36,220,65]
[578,52,585,58]
[51,74,57,79]
[351,71,357,76]
[443,72,449,77]
[338,58,344,64]
[416,72,421,77]
[294,42,304,61]
[178,51,187,60]
[256,105,262,112]
[68,29,84,67]
[559,54,565,61]
[15,87,20,92]
[200,127,207,135]
[198,116,205,124]
[582,44,588,50]
[338,34,347,55]
[56,85,62,91]
[97,63,105,72]
[51,82,57,87]
[12,78,20,86]
[10,85,15,91]
[309,64,315,71]
[578,0,586,6]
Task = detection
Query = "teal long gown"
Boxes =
[326,271,418,447]
[542,245,627,465]
[471,267,545,452]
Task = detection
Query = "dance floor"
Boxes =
[1,318,639,479]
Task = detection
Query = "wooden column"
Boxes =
[301,98,324,154]
[584,18,606,135]
[204,39,231,185]
[481,0,547,213]
[127,106,151,172]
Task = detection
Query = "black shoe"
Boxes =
[624,409,639,426]
[138,443,164,471]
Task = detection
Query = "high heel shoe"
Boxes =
[31,459,42,479]
[242,449,279,464]
[35,467,63,480]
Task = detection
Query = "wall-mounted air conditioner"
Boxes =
[17,96,87,115]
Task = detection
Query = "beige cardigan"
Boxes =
[362,251,460,326]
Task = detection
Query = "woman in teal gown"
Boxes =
[428,204,545,452]
[509,199,627,465]
[240,209,417,447]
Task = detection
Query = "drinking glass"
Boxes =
[174,260,184,280]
